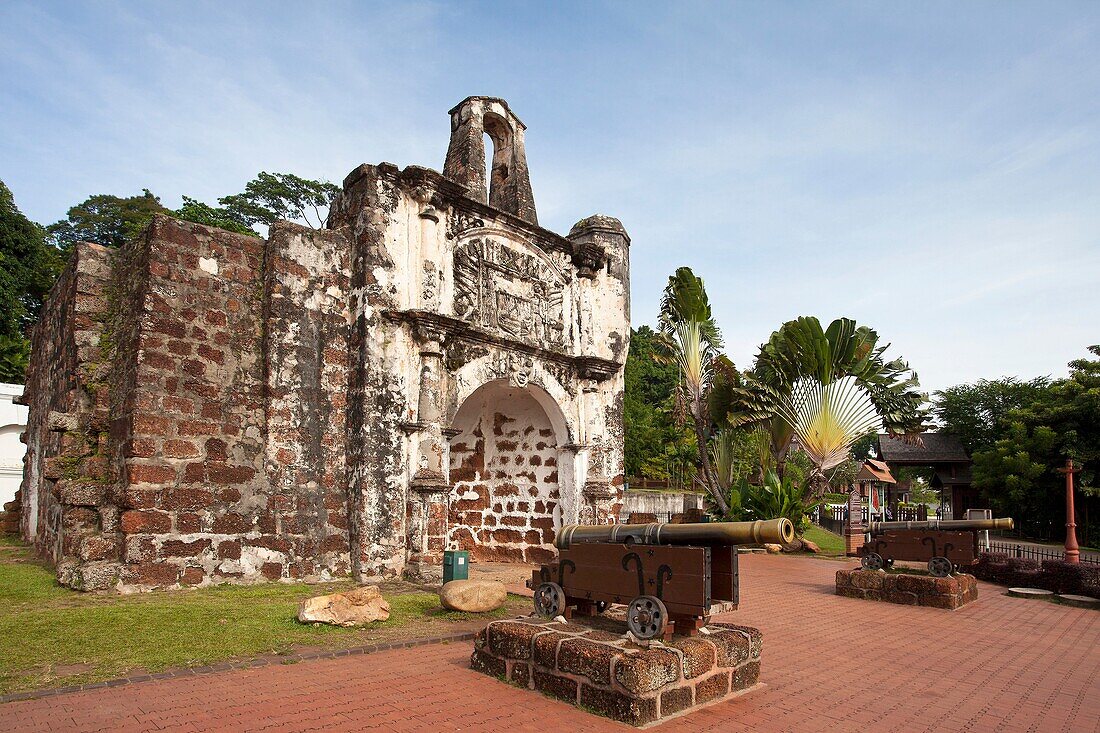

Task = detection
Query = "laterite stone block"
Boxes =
[580,685,659,726]
[471,617,762,726]
[837,568,978,610]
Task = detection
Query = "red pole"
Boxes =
[1058,459,1080,565]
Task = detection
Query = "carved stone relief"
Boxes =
[484,352,535,388]
[421,260,442,307]
[453,237,566,347]
[446,209,485,240]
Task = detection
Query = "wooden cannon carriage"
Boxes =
[859,517,1014,576]
[529,519,793,640]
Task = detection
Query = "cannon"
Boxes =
[859,517,1014,577]
[529,519,794,640]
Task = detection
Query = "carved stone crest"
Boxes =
[453,236,566,347]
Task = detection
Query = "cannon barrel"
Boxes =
[868,517,1014,534]
[555,518,795,549]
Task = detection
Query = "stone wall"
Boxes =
[20,219,356,589]
[261,224,352,580]
[19,242,117,589]
[621,490,704,519]
[115,216,271,588]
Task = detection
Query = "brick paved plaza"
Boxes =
[4,554,1098,733]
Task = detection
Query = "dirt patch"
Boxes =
[51,663,96,676]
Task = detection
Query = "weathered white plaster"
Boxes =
[0,383,28,509]
[198,256,219,275]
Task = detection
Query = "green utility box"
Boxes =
[443,550,469,583]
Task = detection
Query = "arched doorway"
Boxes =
[448,380,565,564]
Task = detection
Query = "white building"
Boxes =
[0,383,28,507]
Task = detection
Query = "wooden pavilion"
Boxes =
[876,433,976,520]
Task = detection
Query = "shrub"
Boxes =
[711,471,821,534]
[973,553,1100,595]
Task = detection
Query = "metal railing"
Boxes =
[985,541,1100,566]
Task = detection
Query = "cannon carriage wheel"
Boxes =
[861,553,884,571]
[928,556,954,577]
[534,582,566,618]
[626,595,668,640]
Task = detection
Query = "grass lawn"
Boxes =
[802,524,846,556]
[0,537,528,695]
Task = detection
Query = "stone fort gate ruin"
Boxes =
[17,97,630,590]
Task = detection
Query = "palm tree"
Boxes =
[720,316,927,495]
[657,268,730,514]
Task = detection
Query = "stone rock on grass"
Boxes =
[801,539,821,554]
[781,538,803,552]
[440,579,507,612]
[297,585,390,627]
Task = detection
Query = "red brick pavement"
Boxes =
[4,555,1099,732]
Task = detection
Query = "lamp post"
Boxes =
[1057,459,1080,565]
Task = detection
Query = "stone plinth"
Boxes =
[836,568,978,610]
[470,617,762,727]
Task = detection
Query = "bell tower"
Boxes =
[443,96,538,225]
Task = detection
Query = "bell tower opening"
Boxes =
[442,96,538,225]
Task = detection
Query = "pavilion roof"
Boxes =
[856,458,896,484]
[877,432,970,465]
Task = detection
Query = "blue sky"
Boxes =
[2,1,1097,393]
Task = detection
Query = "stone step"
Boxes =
[1007,587,1054,598]
[1055,594,1100,609]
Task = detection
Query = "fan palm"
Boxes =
[657,267,729,513]
[775,376,883,471]
[719,316,927,493]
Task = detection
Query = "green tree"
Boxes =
[624,325,698,485]
[934,377,1050,453]
[0,334,32,383]
[957,346,1100,543]
[173,196,257,237]
[46,172,338,255]
[850,433,876,460]
[1017,347,1100,472]
[217,172,339,229]
[972,422,1056,521]
[0,180,63,382]
[47,190,167,252]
